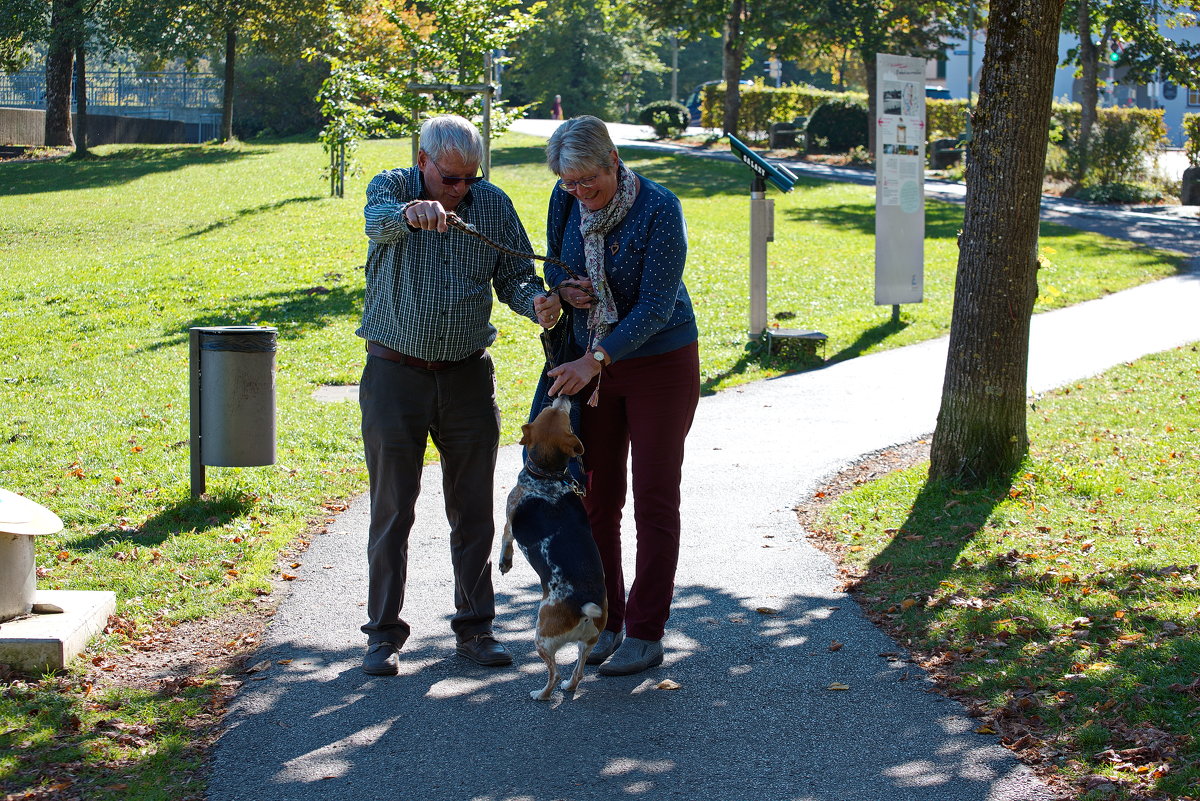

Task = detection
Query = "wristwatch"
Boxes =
[591,349,606,365]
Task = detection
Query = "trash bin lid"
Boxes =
[0,488,63,536]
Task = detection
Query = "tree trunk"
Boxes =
[44,0,78,148]
[1075,0,1098,181]
[73,45,89,156]
[863,50,878,156]
[721,0,744,137]
[928,0,1067,487]
[220,25,237,142]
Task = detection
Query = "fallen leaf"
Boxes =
[656,679,682,690]
[244,660,272,674]
[828,640,844,652]
[976,724,998,734]
[281,572,298,581]
[755,607,779,615]
[900,598,917,611]
[827,682,850,691]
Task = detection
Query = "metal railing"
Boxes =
[0,69,221,113]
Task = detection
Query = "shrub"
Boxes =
[1052,103,1166,185]
[806,97,869,153]
[1183,112,1200,168]
[637,100,689,139]
[926,97,969,140]
[1074,182,1165,204]
[698,81,865,143]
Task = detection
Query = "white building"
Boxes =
[931,23,1198,147]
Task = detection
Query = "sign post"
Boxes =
[728,135,826,358]
[874,53,927,320]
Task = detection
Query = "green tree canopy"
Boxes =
[505,0,665,121]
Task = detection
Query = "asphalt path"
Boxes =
[207,123,1200,801]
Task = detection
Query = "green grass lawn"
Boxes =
[815,345,1200,800]
[0,133,1188,799]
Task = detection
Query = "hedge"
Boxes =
[1184,112,1200,168]
[698,81,866,141]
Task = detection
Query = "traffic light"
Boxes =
[1108,40,1123,63]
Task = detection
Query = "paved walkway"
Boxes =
[208,125,1200,801]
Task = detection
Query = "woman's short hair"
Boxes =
[420,116,484,166]
[546,115,616,175]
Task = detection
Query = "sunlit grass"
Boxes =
[0,133,1187,798]
[818,345,1200,800]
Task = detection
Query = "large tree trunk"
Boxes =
[73,45,89,156]
[862,50,878,156]
[44,0,78,148]
[1075,0,1099,181]
[928,0,1067,486]
[721,0,744,137]
[220,25,237,142]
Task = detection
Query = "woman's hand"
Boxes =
[547,350,605,397]
[558,278,595,309]
[405,200,448,233]
[533,293,561,329]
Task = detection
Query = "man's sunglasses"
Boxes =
[432,161,483,186]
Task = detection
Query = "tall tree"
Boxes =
[164,0,330,142]
[1061,0,1200,181]
[44,0,86,147]
[635,0,789,136]
[505,0,663,121]
[928,0,1068,486]
[790,0,962,152]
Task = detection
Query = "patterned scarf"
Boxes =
[577,161,638,350]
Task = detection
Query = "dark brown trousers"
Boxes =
[359,351,500,645]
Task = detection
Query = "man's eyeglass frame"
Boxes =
[431,160,483,186]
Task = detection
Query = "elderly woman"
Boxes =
[542,115,700,676]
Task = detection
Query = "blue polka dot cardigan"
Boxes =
[544,173,698,363]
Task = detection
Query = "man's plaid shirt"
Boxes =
[357,165,545,362]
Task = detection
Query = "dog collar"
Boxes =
[523,459,586,497]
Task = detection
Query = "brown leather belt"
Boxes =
[367,341,483,370]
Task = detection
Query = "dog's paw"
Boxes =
[560,678,581,693]
[499,558,512,574]
[531,688,554,702]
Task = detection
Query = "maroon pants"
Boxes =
[580,341,700,641]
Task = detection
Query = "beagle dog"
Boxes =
[499,395,607,701]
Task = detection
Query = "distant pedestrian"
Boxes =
[551,94,563,121]
[356,115,559,676]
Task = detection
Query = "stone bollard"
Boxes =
[0,489,63,622]
[1182,166,1200,206]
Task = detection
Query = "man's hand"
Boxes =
[533,293,562,329]
[405,200,448,233]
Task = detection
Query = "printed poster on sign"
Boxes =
[874,53,926,306]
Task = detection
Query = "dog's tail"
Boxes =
[582,602,602,620]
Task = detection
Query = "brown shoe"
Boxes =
[456,634,513,666]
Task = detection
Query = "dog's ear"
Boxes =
[569,435,584,457]
[519,423,531,446]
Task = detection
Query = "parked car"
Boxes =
[685,80,753,126]
[925,86,952,100]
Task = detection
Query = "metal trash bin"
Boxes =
[769,117,806,150]
[191,326,277,469]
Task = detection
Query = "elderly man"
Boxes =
[357,115,559,675]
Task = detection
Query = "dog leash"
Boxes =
[402,201,598,302]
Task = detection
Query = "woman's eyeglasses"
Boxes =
[432,161,483,186]
[558,175,600,192]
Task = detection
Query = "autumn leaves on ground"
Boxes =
[805,345,1200,801]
